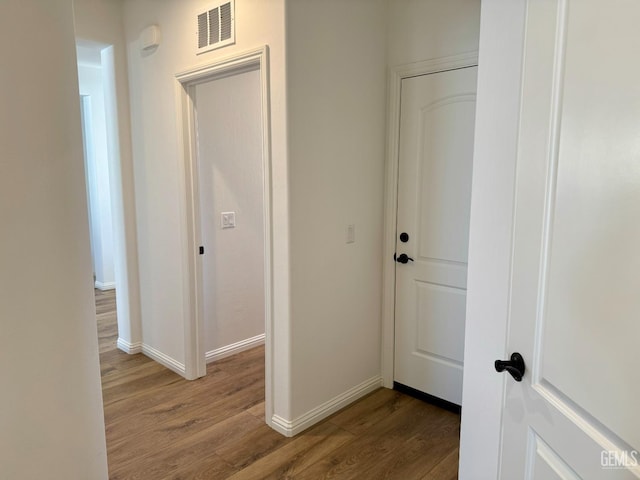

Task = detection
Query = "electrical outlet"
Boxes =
[221,212,236,229]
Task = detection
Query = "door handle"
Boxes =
[494,352,525,382]
[394,253,414,264]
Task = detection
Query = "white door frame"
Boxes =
[381,52,479,388]
[175,47,273,417]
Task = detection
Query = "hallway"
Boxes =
[95,290,460,479]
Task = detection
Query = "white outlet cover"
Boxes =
[221,211,236,229]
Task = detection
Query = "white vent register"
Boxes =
[196,0,235,54]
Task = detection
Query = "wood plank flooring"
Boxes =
[95,289,460,479]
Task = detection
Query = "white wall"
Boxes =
[0,0,108,477]
[122,0,290,416]
[284,0,481,429]
[387,0,481,67]
[74,0,143,350]
[195,68,265,354]
[112,0,481,436]
[78,61,117,290]
[286,0,388,422]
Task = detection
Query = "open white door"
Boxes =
[461,0,640,478]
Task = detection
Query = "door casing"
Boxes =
[381,51,479,389]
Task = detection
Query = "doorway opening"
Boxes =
[76,39,136,353]
[177,47,274,421]
[78,49,116,293]
[196,66,265,365]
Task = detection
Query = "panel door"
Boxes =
[394,67,477,405]
[499,0,640,477]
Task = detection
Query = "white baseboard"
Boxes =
[141,344,186,377]
[116,337,142,354]
[205,333,265,363]
[270,375,383,437]
[95,280,116,291]
[116,338,186,378]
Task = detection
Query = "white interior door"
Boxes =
[497,0,640,477]
[394,66,477,405]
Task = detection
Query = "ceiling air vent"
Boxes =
[196,0,235,54]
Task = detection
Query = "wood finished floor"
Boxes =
[96,289,460,479]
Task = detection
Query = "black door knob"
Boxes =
[494,352,525,382]
[394,253,414,264]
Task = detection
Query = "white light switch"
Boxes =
[346,224,355,244]
[221,212,236,229]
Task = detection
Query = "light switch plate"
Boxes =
[221,211,236,229]
[346,224,355,244]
